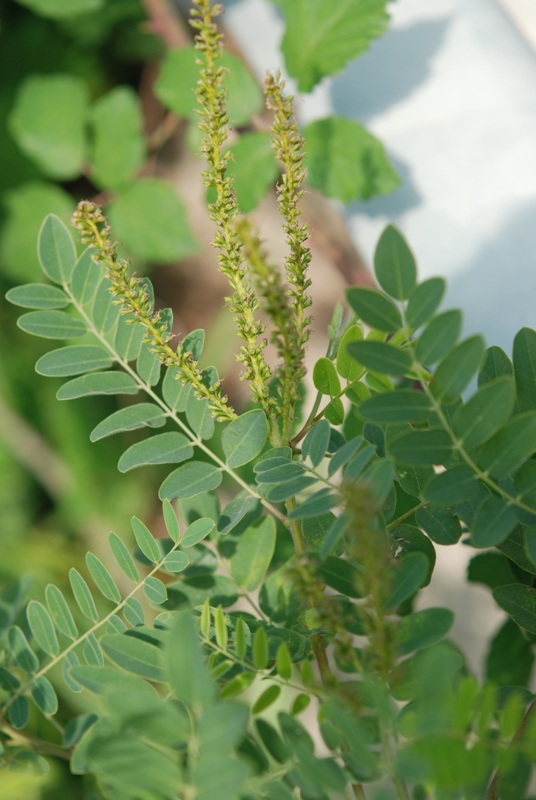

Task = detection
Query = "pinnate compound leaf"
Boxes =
[108,533,139,583]
[144,577,168,605]
[423,466,479,505]
[108,179,198,263]
[451,376,515,447]
[359,390,431,424]
[478,345,513,386]
[6,283,69,309]
[313,358,341,396]
[222,410,268,468]
[513,327,536,412]
[478,411,536,479]
[69,568,99,622]
[101,634,166,681]
[346,286,402,331]
[31,676,58,715]
[36,345,112,377]
[493,584,536,634]
[118,432,193,473]
[159,462,222,501]
[89,87,145,190]
[231,516,276,591]
[86,553,121,603]
[71,248,101,306]
[281,0,389,92]
[18,309,86,342]
[9,75,87,180]
[131,517,161,563]
[390,429,452,466]
[45,584,78,640]
[157,47,262,127]
[347,341,411,376]
[304,117,399,203]
[470,496,518,548]
[38,214,77,284]
[90,403,166,442]
[396,607,454,655]
[181,517,215,548]
[27,600,59,657]
[415,505,462,545]
[374,224,416,300]
[336,324,364,381]
[57,372,139,401]
[415,310,462,365]
[431,335,485,402]
[406,277,445,330]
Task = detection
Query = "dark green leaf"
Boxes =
[90,87,145,190]
[45,584,78,640]
[390,524,436,586]
[415,310,462,365]
[108,179,198,263]
[90,403,166,442]
[318,556,362,598]
[230,516,276,591]
[86,553,121,603]
[396,608,454,654]
[8,696,29,729]
[406,277,445,330]
[265,475,317,502]
[328,437,363,476]
[374,224,416,300]
[493,584,536,634]
[415,505,462,545]
[346,287,402,331]
[336,324,364,381]
[255,719,290,764]
[431,336,485,402]
[118,432,193,473]
[259,567,302,623]
[390,429,452,465]
[222,410,268,468]
[57,371,138,400]
[347,340,411,376]
[467,552,523,591]
[513,328,536,412]
[452,376,515,446]
[478,411,536,479]
[423,466,479,505]
[69,569,98,622]
[359,390,431,423]
[31,675,58,715]
[160,462,222,501]
[221,132,278,212]
[27,600,59,656]
[486,618,534,687]
[36,345,113,377]
[287,489,338,519]
[9,76,87,179]
[478,345,513,387]
[304,116,399,203]
[386,553,429,609]
[498,526,536,573]
[0,667,20,692]
[71,248,101,306]
[8,626,38,673]
[101,634,166,681]
[131,517,161,563]
[281,0,389,92]
[525,525,536,567]
[6,283,69,309]
[470,496,517,548]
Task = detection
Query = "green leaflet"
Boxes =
[358,390,431,423]
[431,336,485,402]
[347,340,411,376]
[415,505,462,546]
[162,366,190,412]
[346,286,402,331]
[336,324,365,381]
[131,517,161,563]
[163,551,189,573]
[389,429,452,466]
[91,279,121,334]
[9,696,29,730]
[423,466,479,505]
[287,489,338,519]
[137,342,161,386]
[101,634,166,681]
[230,516,276,591]
[36,345,113,377]
[144,577,168,605]
[108,533,139,583]
[281,0,389,92]
[415,310,462,365]
[478,411,536,479]
[318,556,362,599]
[90,403,166,442]
[37,215,77,285]
[181,517,215,548]
[493,584,536,634]
[57,371,139,400]
[222,410,268,468]
[451,376,515,446]
[253,685,281,715]
[390,525,436,586]
[69,568,99,622]
[114,312,144,361]
[71,248,101,306]
[124,597,145,627]
[8,626,39,674]
[385,553,429,609]
[470,496,518,548]
[478,345,513,386]
[162,500,181,543]
[84,634,103,666]
[17,309,87,339]
[185,392,214,440]
[313,357,341,396]
[302,419,331,467]
[89,86,145,190]
[118,432,193,473]
[6,283,69,309]
[27,600,59,657]
[31,676,58,715]
[396,607,454,655]
[513,327,536,412]
[406,277,445,330]
[374,224,416,300]
[86,553,121,603]
[45,584,78,640]
[159,462,223,501]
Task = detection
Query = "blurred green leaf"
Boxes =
[470,496,517,548]
[89,86,145,189]
[493,584,536,634]
[167,610,216,709]
[27,600,59,656]
[45,584,78,639]
[15,0,103,18]
[336,324,364,381]
[396,607,454,655]
[101,634,166,681]
[386,553,429,609]
[30,675,58,715]
[390,429,452,466]
[478,345,513,386]
[9,74,88,179]
[231,516,276,591]
[220,132,278,212]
